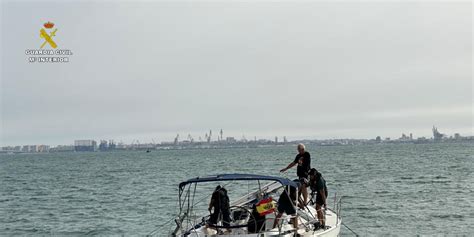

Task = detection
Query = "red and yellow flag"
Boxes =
[256,197,276,216]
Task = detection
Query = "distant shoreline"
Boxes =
[1,138,472,154]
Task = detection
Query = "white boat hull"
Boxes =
[181,206,340,237]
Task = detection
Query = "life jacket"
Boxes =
[211,188,230,211]
[219,188,230,210]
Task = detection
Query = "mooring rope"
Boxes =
[146,218,175,236]
[342,222,360,237]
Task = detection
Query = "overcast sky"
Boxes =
[1,1,472,146]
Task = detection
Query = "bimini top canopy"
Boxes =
[178,173,298,191]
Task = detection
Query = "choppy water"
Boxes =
[1,143,473,236]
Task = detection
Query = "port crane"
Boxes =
[187,134,194,143]
[174,134,179,145]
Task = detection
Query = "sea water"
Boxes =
[1,142,473,236]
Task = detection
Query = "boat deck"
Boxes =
[185,206,340,236]
[174,176,341,237]
[184,181,341,236]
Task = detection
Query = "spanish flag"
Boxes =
[256,197,276,216]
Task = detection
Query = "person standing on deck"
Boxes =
[207,185,231,233]
[279,143,311,206]
[309,168,327,229]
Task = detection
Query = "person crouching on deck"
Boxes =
[273,184,298,230]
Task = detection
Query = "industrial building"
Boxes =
[74,140,97,152]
